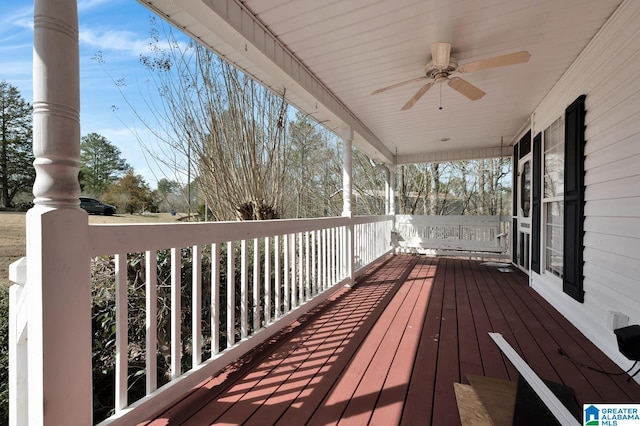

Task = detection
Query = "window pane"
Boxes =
[521,161,531,217]
[545,202,563,277]
[544,117,565,198]
[543,115,565,278]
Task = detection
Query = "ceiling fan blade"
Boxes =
[457,50,531,73]
[401,82,434,110]
[448,77,485,100]
[431,42,451,68]
[371,76,428,95]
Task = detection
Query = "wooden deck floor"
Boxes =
[145,255,640,425]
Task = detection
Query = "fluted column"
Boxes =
[33,0,82,207]
[24,0,92,423]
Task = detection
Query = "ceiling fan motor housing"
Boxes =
[425,58,458,78]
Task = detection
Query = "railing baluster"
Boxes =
[345,225,350,280]
[311,230,317,296]
[211,243,220,354]
[192,245,202,366]
[356,223,359,269]
[145,250,157,394]
[283,234,290,313]
[328,228,332,287]
[305,231,310,301]
[338,226,343,281]
[367,223,372,264]
[171,248,181,380]
[335,227,339,283]
[253,237,260,332]
[115,253,128,412]
[355,224,360,269]
[264,236,271,325]
[328,228,332,285]
[363,223,368,265]
[274,235,281,319]
[373,223,376,263]
[362,223,367,266]
[341,226,344,280]
[323,228,328,291]
[298,232,303,305]
[331,227,336,284]
[346,225,350,280]
[292,233,298,307]
[226,241,235,347]
[320,229,325,291]
[241,239,248,339]
[326,229,329,287]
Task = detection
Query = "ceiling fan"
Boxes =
[371,42,531,110]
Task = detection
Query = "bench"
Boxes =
[393,215,508,258]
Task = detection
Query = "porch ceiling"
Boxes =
[141,0,622,164]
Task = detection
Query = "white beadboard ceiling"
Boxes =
[141,0,623,164]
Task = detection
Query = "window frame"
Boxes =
[542,115,565,280]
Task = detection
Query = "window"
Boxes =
[521,160,531,218]
[543,116,564,277]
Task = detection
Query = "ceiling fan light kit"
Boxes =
[372,42,531,110]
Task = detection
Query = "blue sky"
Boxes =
[1,0,175,188]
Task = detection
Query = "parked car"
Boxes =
[80,197,116,216]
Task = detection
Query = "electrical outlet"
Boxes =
[608,311,629,330]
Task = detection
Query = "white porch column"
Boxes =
[388,164,396,215]
[384,166,391,215]
[24,0,92,423]
[341,127,354,217]
[341,127,355,286]
[388,164,397,253]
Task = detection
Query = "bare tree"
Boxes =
[392,159,510,216]
[395,164,426,214]
[352,148,386,215]
[129,23,289,220]
[428,163,440,214]
[283,112,342,218]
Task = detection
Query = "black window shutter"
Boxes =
[531,132,542,273]
[563,95,586,302]
[512,143,519,264]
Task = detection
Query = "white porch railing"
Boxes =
[9,215,393,425]
[11,213,510,424]
[353,215,394,270]
[394,215,510,257]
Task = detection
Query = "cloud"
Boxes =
[0,60,32,79]
[79,26,152,57]
[78,0,114,12]
[0,5,33,31]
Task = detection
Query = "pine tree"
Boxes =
[80,133,131,196]
[0,81,34,208]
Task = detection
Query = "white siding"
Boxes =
[530,0,640,371]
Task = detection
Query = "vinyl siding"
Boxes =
[530,0,640,371]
